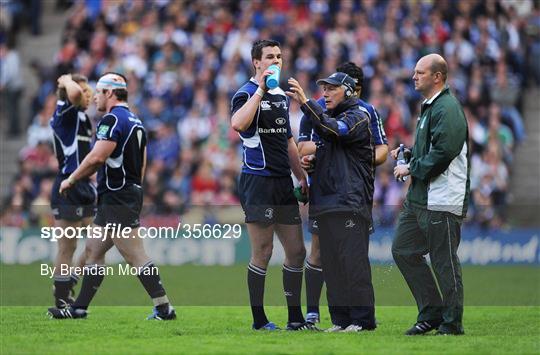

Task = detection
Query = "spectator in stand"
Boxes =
[30,177,55,227]
[4,0,535,229]
[146,122,180,167]
[178,106,212,148]
[0,39,23,136]
[27,93,56,147]
[471,143,509,229]
[487,103,514,164]
[489,62,525,142]
[19,141,57,181]
[191,159,218,205]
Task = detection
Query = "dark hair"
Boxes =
[56,74,88,101]
[251,39,281,61]
[336,62,364,91]
[101,71,129,102]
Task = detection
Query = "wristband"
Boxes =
[67,175,76,186]
[255,87,264,98]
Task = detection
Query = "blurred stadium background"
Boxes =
[0,0,539,269]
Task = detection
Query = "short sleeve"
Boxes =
[370,106,388,145]
[298,115,313,142]
[231,92,249,116]
[96,114,121,142]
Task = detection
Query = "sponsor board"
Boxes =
[0,226,538,265]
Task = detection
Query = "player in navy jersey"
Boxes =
[48,73,175,321]
[49,74,96,309]
[231,39,315,331]
[297,62,388,324]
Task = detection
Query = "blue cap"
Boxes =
[316,72,355,93]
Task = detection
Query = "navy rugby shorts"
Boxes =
[51,174,96,221]
[238,173,301,225]
[94,184,143,228]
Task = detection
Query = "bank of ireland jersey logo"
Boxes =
[97,125,110,139]
[261,100,271,110]
[275,117,286,125]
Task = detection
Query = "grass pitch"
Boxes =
[1,265,539,354]
[1,306,539,354]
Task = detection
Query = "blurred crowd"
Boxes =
[1,0,539,230]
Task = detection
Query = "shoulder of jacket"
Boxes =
[435,90,460,106]
[349,105,369,119]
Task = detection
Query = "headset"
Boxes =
[344,85,353,98]
[340,73,354,98]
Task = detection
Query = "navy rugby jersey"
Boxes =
[50,99,93,175]
[231,78,292,177]
[95,105,147,194]
[298,97,387,145]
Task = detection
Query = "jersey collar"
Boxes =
[110,103,129,112]
[422,86,448,105]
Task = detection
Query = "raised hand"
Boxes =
[286,77,308,105]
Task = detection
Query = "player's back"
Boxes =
[50,99,93,175]
[357,98,387,146]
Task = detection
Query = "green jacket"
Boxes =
[407,87,470,217]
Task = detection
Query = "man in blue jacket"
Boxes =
[297,62,387,324]
[287,72,376,332]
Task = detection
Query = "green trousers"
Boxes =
[392,201,464,333]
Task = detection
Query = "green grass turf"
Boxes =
[1,265,539,306]
[1,306,539,354]
[0,265,539,353]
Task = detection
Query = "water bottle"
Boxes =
[266,64,280,90]
[396,144,408,182]
[293,186,308,204]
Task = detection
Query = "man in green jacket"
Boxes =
[392,54,470,336]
